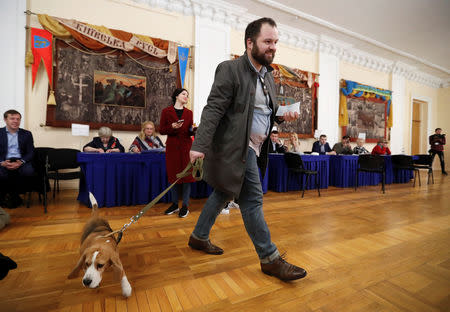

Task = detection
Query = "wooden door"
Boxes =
[411,101,421,155]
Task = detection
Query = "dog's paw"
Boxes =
[121,276,132,297]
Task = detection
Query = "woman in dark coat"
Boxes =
[159,88,195,218]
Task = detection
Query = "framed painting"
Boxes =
[344,97,386,142]
[93,71,146,108]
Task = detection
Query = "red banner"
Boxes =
[31,28,53,87]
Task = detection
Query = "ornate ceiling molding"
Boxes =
[129,0,447,88]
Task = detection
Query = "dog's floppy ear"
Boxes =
[68,252,86,279]
[110,253,124,281]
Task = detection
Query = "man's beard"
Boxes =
[251,43,275,67]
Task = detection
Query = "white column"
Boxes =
[0,0,26,126]
[317,51,340,146]
[193,16,230,124]
[391,73,406,154]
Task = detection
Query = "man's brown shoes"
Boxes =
[261,255,307,281]
[188,235,224,255]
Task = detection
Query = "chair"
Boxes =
[391,155,420,187]
[284,152,320,198]
[45,148,82,204]
[413,154,434,184]
[355,154,386,193]
[31,147,54,212]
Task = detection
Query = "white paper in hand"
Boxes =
[276,102,300,116]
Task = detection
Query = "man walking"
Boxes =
[188,17,306,281]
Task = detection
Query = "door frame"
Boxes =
[410,95,432,154]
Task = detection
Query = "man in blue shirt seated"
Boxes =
[312,134,336,155]
[0,110,35,208]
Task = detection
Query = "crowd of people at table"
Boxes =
[269,131,390,156]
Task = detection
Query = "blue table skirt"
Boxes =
[268,154,330,192]
[78,152,268,208]
[329,155,414,187]
[78,152,414,207]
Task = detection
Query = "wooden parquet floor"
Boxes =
[1,173,449,312]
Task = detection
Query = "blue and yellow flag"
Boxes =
[178,47,189,88]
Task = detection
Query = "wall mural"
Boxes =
[271,63,318,138]
[346,97,386,140]
[339,79,392,142]
[46,39,179,131]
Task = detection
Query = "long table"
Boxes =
[329,155,414,187]
[77,152,414,207]
[267,154,329,192]
[77,152,268,208]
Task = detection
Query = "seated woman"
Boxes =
[129,121,165,153]
[371,139,391,155]
[287,132,302,154]
[83,126,125,153]
[353,138,370,155]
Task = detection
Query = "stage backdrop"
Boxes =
[45,39,178,131]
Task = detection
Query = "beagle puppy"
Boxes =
[68,193,132,297]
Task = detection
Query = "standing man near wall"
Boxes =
[188,17,307,281]
[429,128,447,175]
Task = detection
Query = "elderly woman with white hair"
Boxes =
[352,138,369,155]
[83,126,125,153]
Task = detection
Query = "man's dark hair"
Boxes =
[319,134,327,139]
[435,128,442,132]
[342,135,350,140]
[3,110,21,119]
[244,17,277,50]
[271,130,278,134]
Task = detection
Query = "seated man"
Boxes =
[268,130,287,153]
[0,110,35,208]
[372,139,391,155]
[312,134,336,155]
[332,135,353,155]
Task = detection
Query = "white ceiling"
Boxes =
[225,0,450,80]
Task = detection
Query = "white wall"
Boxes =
[193,16,230,124]
[0,0,26,126]
[318,51,340,146]
[391,73,406,154]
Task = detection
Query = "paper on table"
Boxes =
[276,102,300,116]
[72,123,90,136]
[358,132,366,140]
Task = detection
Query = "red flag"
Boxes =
[31,28,53,87]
